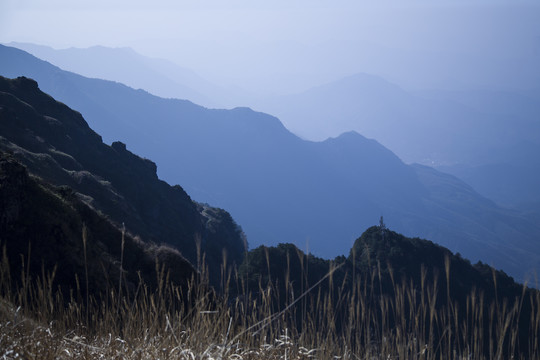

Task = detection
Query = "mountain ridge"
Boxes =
[1,45,538,282]
[0,75,247,286]
[255,71,540,207]
[6,42,232,108]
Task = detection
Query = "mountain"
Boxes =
[0,151,195,298]
[10,43,540,208]
[254,73,540,207]
[7,42,235,108]
[0,75,247,286]
[256,73,540,165]
[1,45,539,282]
[414,87,540,207]
[240,225,537,357]
[242,225,530,308]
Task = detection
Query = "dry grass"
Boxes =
[0,241,539,360]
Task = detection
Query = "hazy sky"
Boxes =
[2,0,540,94]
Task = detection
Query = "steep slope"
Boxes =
[0,76,247,284]
[1,46,539,281]
[0,151,195,298]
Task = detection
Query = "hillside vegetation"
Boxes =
[1,222,539,359]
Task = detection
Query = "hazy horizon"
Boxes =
[2,0,540,97]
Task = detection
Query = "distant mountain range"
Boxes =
[6,42,240,109]
[1,45,539,282]
[8,43,539,210]
[256,74,540,167]
[254,73,540,208]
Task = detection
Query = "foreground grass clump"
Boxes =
[0,242,539,360]
[0,255,324,359]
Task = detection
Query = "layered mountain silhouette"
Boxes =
[7,42,237,109]
[416,88,540,208]
[256,73,540,164]
[255,73,540,208]
[11,43,540,210]
[0,75,247,286]
[1,74,538,359]
[1,45,539,282]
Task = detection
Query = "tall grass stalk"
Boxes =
[117,222,125,314]
[0,240,539,359]
[82,223,89,325]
